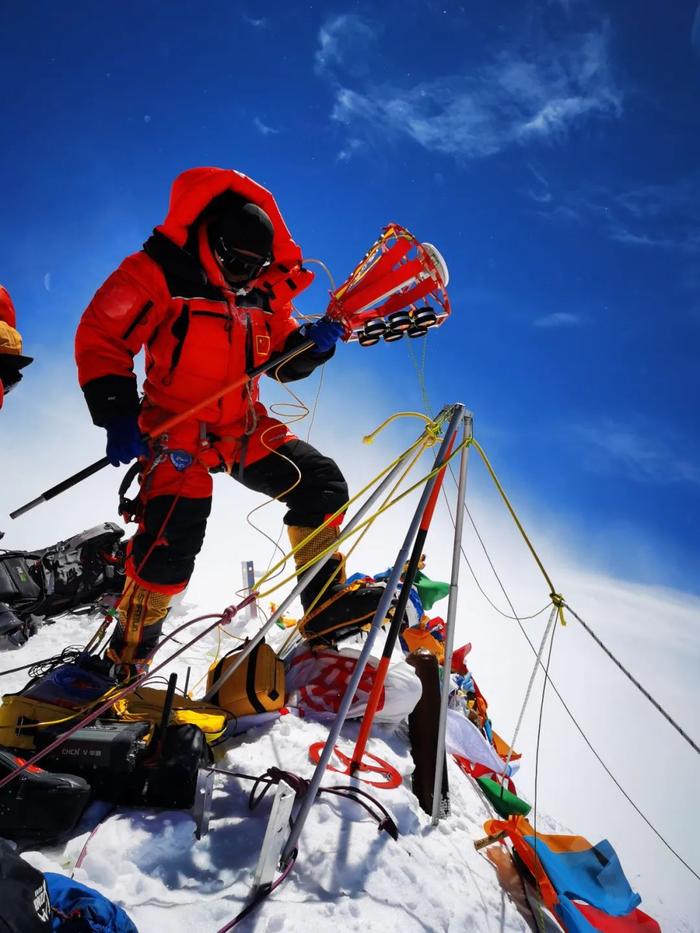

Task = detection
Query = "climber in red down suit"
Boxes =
[75,167,347,672]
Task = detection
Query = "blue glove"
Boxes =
[104,414,148,467]
[303,318,344,354]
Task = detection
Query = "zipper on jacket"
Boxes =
[164,303,189,383]
[121,300,154,341]
[244,314,253,370]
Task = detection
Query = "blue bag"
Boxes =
[44,875,137,933]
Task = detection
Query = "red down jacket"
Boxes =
[0,285,17,329]
[75,168,328,459]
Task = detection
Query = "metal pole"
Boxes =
[203,410,453,702]
[239,560,258,622]
[10,339,317,520]
[349,429,457,773]
[431,411,472,823]
[282,403,465,862]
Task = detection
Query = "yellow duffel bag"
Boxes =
[0,693,92,751]
[112,686,232,743]
[206,641,284,717]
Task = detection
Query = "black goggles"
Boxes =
[215,238,272,279]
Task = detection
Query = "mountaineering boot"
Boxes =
[288,524,346,613]
[106,577,172,675]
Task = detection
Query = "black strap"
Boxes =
[118,461,142,522]
[245,642,266,714]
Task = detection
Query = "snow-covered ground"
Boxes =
[1,373,698,930]
[5,607,537,933]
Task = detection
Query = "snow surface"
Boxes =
[1,373,698,930]
[5,606,537,933]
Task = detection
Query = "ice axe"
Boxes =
[11,223,451,520]
[9,337,317,520]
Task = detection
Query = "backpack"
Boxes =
[0,524,125,629]
[0,749,90,847]
[206,641,284,716]
[299,581,391,649]
[0,840,51,932]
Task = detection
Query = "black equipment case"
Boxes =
[0,748,90,847]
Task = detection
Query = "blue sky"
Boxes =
[1,0,699,591]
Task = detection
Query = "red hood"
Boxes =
[0,286,17,328]
[156,167,303,270]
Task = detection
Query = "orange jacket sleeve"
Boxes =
[75,254,167,426]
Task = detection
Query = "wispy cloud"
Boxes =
[692,3,700,57]
[317,19,621,160]
[533,311,583,328]
[253,116,279,136]
[527,163,553,203]
[337,138,363,162]
[543,176,700,254]
[242,15,266,28]
[315,14,378,76]
[571,419,700,486]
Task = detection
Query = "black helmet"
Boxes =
[208,200,274,282]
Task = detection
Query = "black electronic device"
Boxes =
[0,747,90,847]
[35,721,152,802]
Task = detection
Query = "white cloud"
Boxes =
[533,311,583,328]
[43,273,51,292]
[315,14,378,76]
[527,163,552,202]
[253,116,279,136]
[544,175,700,254]
[571,419,700,487]
[337,137,363,162]
[323,28,621,159]
[242,15,266,28]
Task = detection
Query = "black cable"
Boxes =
[27,646,85,680]
[565,602,699,756]
[0,653,63,678]
[446,481,700,881]
[406,342,699,878]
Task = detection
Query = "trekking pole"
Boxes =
[281,403,465,863]
[349,416,460,775]
[431,411,472,824]
[202,407,456,703]
[9,338,317,519]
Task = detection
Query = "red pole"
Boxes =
[350,434,455,773]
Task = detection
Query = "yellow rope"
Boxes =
[12,685,123,731]
[256,435,470,599]
[362,410,439,445]
[186,624,223,699]
[399,346,564,626]
[252,414,446,597]
[470,438,566,626]
[276,438,431,656]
